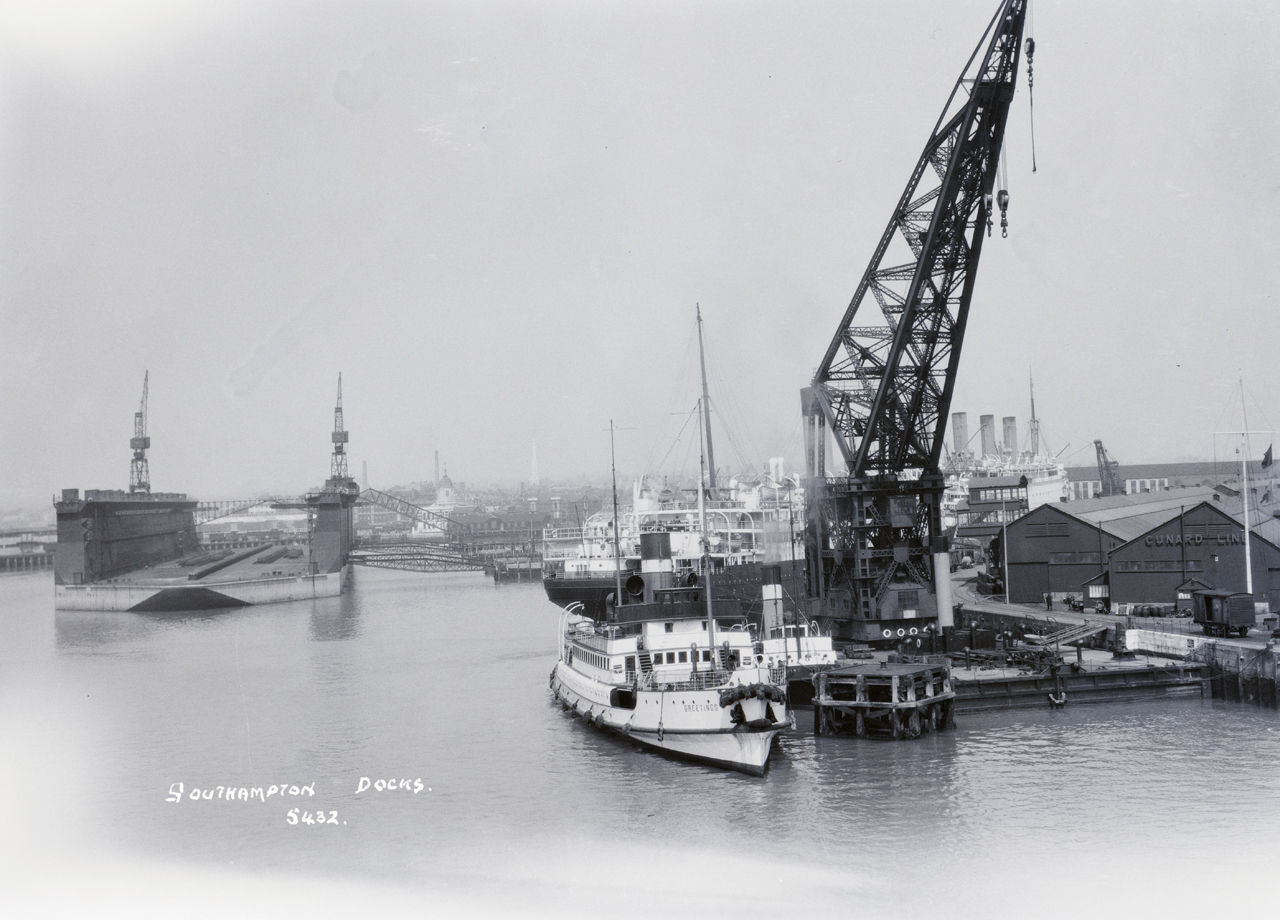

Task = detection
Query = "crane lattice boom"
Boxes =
[800,0,1028,642]
[805,0,1026,477]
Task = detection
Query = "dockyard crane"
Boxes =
[1095,440,1122,497]
[129,371,151,494]
[331,373,350,482]
[800,0,1029,642]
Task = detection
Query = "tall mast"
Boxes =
[697,396,716,662]
[610,420,624,617]
[696,305,717,495]
[1241,379,1253,596]
[1029,368,1040,458]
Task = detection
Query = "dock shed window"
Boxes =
[1026,523,1070,538]
[1114,560,1203,573]
[1048,552,1102,565]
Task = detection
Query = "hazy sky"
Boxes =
[3,0,1279,508]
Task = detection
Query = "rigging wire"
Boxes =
[1241,379,1275,442]
[653,403,701,476]
[701,324,767,478]
[641,323,700,481]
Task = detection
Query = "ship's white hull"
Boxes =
[551,660,787,776]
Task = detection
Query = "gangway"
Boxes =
[1025,619,1110,649]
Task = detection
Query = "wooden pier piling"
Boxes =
[813,659,955,739]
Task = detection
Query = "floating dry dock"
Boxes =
[813,659,956,738]
[54,485,355,612]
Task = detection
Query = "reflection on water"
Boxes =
[4,567,1279,917]
[309,588,362,642]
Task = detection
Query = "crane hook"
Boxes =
[984,192,993,237]
[997,189,1009,238]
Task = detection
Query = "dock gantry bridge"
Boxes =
[346,488,488,573]
[197,487,489,573]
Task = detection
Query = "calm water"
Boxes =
[2,567,1278,918]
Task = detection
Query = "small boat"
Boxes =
[550,532,792,775]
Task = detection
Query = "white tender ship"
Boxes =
[550,532,793,775]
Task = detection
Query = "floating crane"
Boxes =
[800,0,1028,643]
[1095,440,1122,497]
[129,371,151,494]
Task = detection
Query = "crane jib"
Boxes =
[800,0,1027,641]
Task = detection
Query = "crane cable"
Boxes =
[1026,39,1037,173]
[1026,0,1037,173]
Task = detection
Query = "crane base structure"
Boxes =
[802,472,953,645]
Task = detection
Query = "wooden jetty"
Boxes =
[813,659,956,739]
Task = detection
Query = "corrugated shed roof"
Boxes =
[1063,487,1220,523]
[1023,488,1221,542]
[1098,510,1186,542]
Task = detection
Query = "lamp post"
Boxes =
[1001,475,1029,604]
[1002,499,1009,602]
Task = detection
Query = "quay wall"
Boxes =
[1186,641,1279,709]
[1123,628,1214,658]
[954,605,1278,710]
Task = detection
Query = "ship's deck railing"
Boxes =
[542,527,586,541]
[636,670,730,692]
[546,570,630,581]
[635,666,789,693]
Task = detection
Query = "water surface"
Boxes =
[2,568,1276,918]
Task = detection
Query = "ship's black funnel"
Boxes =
[638,531,673,603]
[640,532,671,560]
